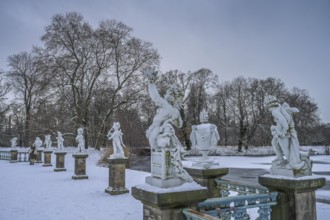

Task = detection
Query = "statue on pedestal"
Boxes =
[56,131,64,150]
[107,122,126,159]
[265,95,312,177]
[76,128,85,152]
[34,137,43,149]
[45,134,52,149]
[10,137,18,148]
[144,68,192,186]
[190,109,220,168]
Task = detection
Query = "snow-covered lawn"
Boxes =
[0,148,329,220]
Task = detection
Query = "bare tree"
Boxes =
[40,12,159,149]
[7,51,49,146]
[211,82,231,146]
[187,68,218,125]
[0,72,11,145]
[285,87,320,145]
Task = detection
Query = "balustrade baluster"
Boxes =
[257,205,271,220]
[221,189,230,197]
[232,209,249,220]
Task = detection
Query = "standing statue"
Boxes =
[11,137,18,148]
[34,137,43,149]
[107,122,126,159]
[144,68,192,184]
[44,134,52,149]
[56,131,64,150]
[265,95,312,176]
[190,109,220,168]
[76,128,85,152]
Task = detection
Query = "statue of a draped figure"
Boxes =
[76,128,85,153]
[11,137,18,148]
[57,131,64,150]
[45,134,52,149]
[34,137,43,149]
[107,122,126,159]
[265,95,312,177]
[144,68,193,187]
[190,109,220,168]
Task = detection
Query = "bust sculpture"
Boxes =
[76,128,85,152]
[144,68,192,185]
[11,137,18,148]
[56,131,64,150]
[107,122,126,159]
[34,137,43,149]
[265,95,312,177]
[190,109,220,168]
[45,134,52,149]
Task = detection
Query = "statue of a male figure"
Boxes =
[265,96,312,176]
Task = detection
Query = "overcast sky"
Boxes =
[0,0,329,122]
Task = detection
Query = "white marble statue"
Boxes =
[76,128,85,152]
[144,68,192,184]
[107,122,126,159]
[34,137,43,149]
[56,131,64,150]
[10,137,18,148]
[190,109,220,168]
[44,134,52,149]
[265,95,312,176]
[145,69,183,149]
[157,123,193,182]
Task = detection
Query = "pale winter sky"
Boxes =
[0,0,329,122]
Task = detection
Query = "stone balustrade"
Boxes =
[182,179,278,220]
[195,192,278,220]
[0,150,29,162]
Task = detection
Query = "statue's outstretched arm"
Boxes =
[144,69,167,107]
[147,82,167,107]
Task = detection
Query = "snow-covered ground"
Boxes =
[0,148,329,220]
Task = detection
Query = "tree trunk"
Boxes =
[180,108,191,150]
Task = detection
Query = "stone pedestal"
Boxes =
[105,158,129,195]
[259,175,325,220]
[43,150,53,167]
[36,149,43,163]
[10,149,18,163]
[132,184,208,220]
[54,151,67,172]
[185,166,229,198]
[72,153,88,180]
[148,149,187,188]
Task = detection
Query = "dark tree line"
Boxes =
[0,12,329,150]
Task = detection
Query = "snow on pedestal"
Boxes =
[132,182,208,220]
[105,158,129,195]
[184,164,229,198]
[54,151,67,172]
[72,153,88,180]
[43,150,53,167]
[259,174,325,220]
